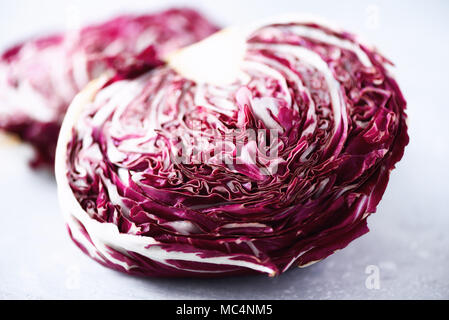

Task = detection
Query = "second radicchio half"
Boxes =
[0,8,218,166]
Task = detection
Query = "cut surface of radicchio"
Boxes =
[56,17,409,277]
[0,8,218,166]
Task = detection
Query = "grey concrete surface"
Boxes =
[0,0,448,299]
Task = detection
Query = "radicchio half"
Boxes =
[56,17,408,277]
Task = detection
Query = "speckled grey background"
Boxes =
[1,0,448,300]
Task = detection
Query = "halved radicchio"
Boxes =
[55,16,408,277]
[0,8,218,166]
